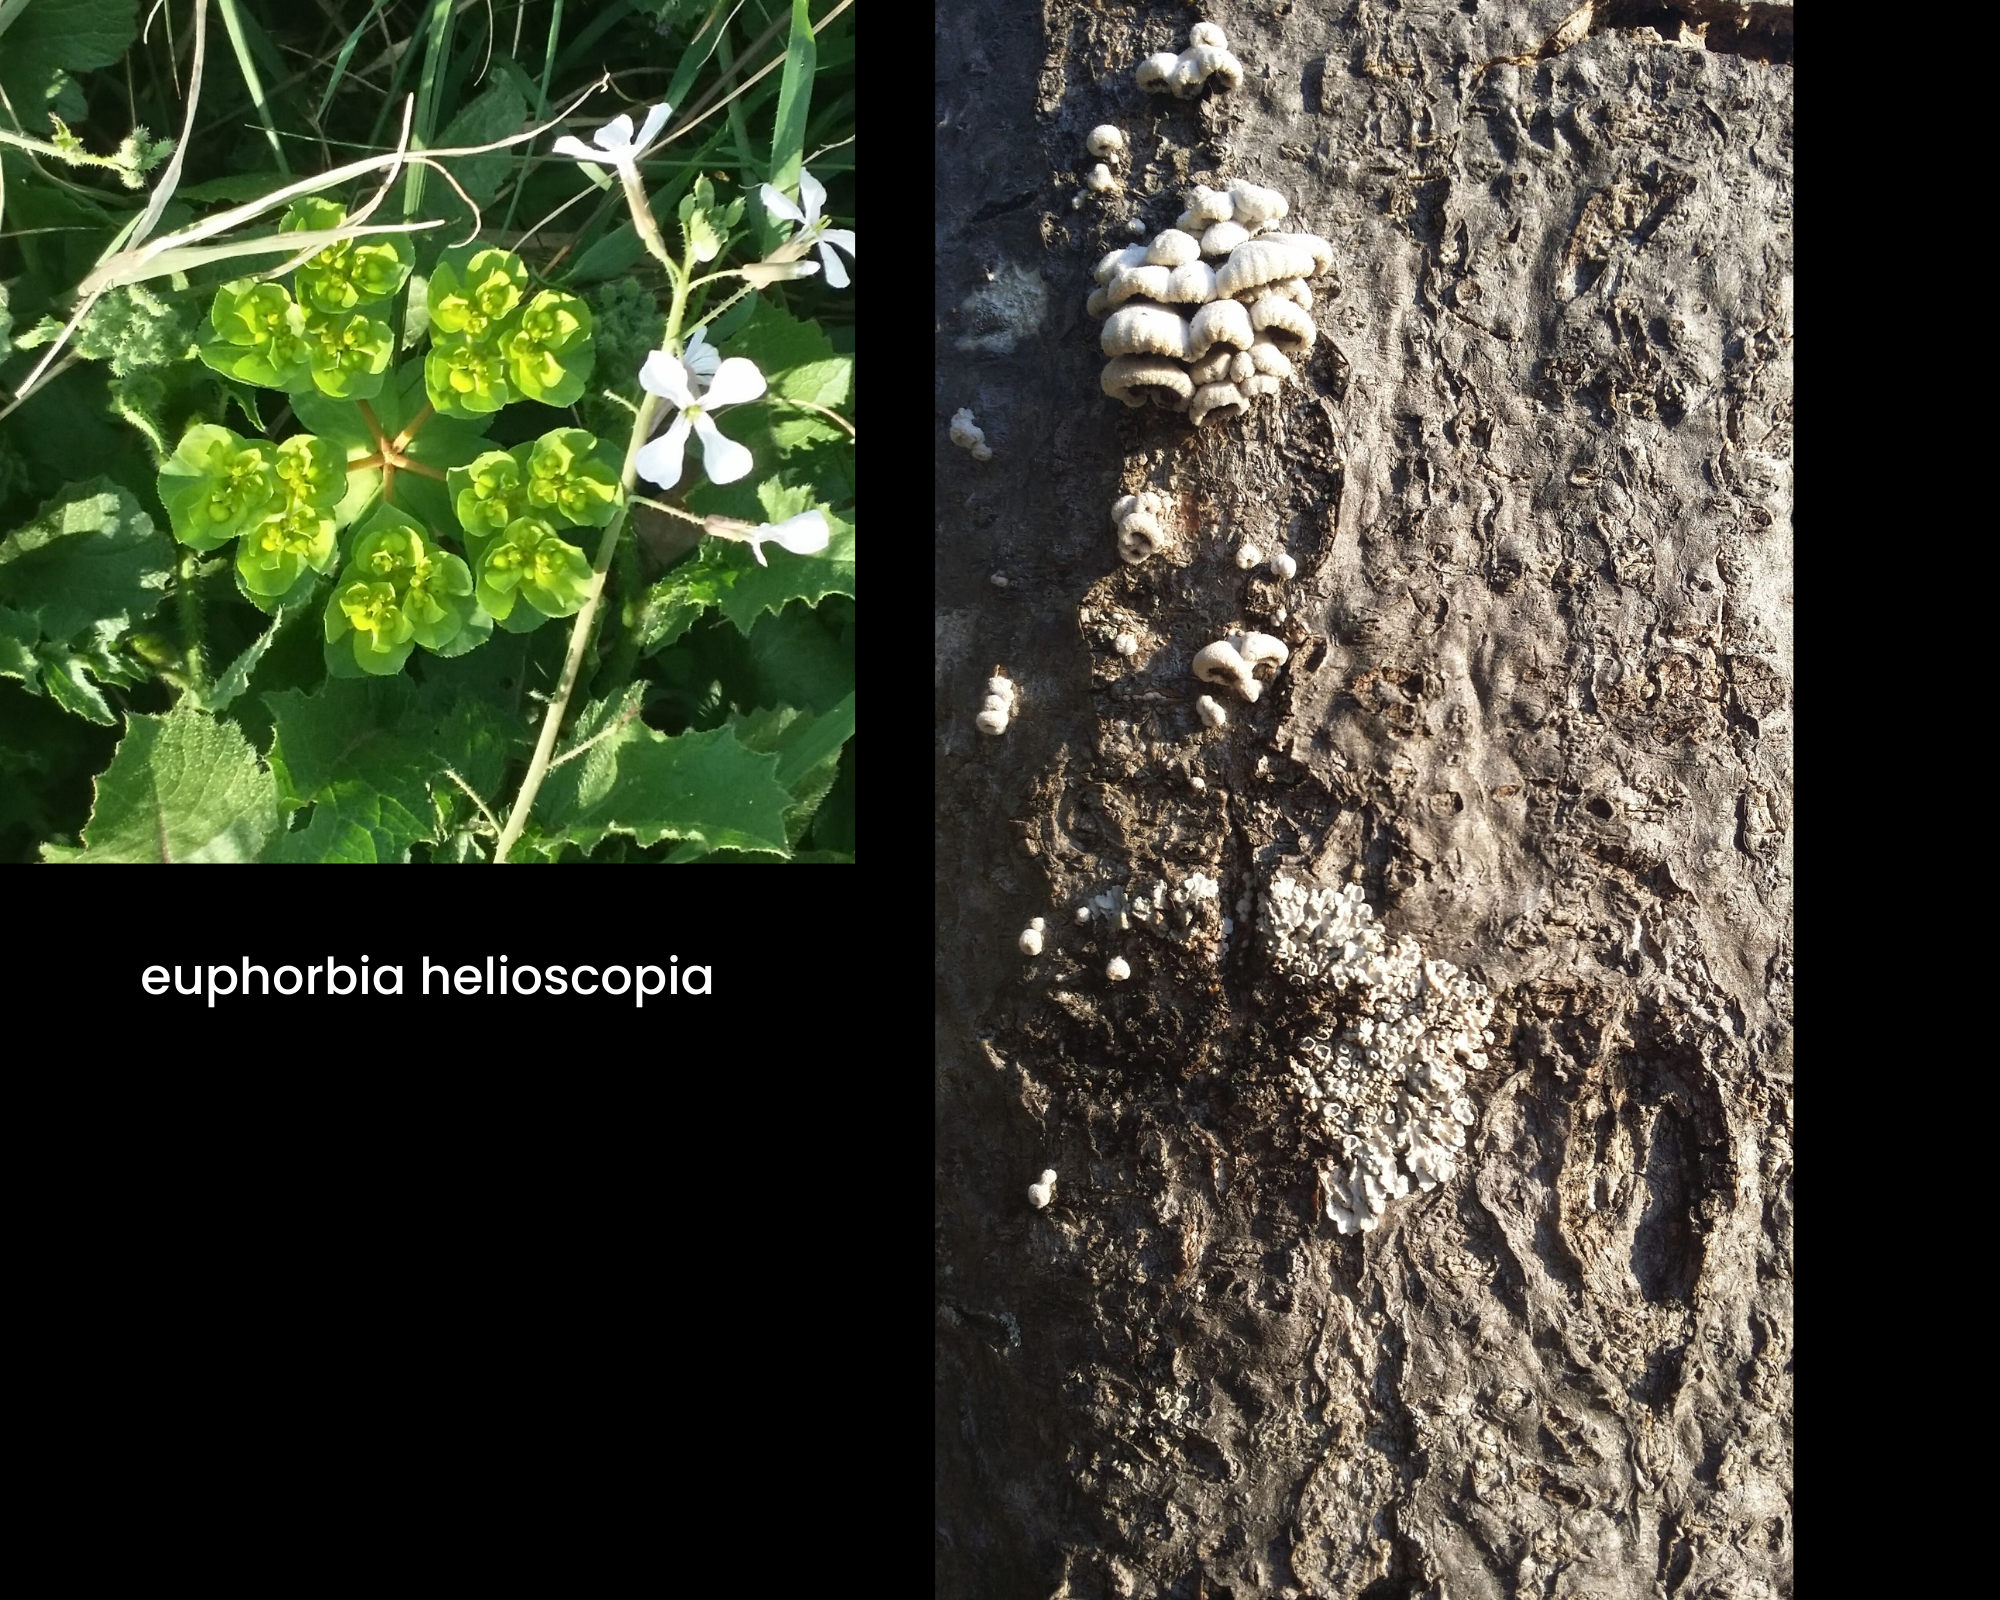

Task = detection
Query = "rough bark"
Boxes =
[935,6,1792,1599]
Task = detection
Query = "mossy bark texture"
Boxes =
[936,4,1791,1599]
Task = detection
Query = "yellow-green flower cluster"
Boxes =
[424,246,595,418]
[156,424,345,601]
[195,198,409,399]
[446,428,618,627]
[322,507,475,675]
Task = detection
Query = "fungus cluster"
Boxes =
[1192,631,1289,702]
[976,672,1017,736]
[949,407,993,460]
[1088,180,1334,424]
[1028,1169,1058,1209]
[1110,490,1171,565]
[1261,877,1498,1235]
[1135,22,1244,98]
[1019,917,1046,956]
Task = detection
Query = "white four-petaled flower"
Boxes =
[635,347,766,490]
[758,169,855,289]
[553,103,673,180]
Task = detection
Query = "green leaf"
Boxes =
[263,675,514,860]
[0,479,172,644]
[0,0,138,112]
[729,692,854,846]
[38,645,115,723]
[191,595,309,714]
[719,295,837,383]
[264,779,431,863]
[41,700,279,863]
[681,477,853,632]
[747,597,854,713]
[0,480,174,715]
[434,76,528,206]
[536,710,794,856]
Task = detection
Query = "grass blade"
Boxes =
[215,0,289,175]
[316,0,390,124]
[402,0,458,225]
[766,0,815,193]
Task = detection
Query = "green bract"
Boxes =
[426,335,513,416]
[237,499,337,597]
[303,309,393,399]
[281,198,413,316]
[429,249,527,340]
[448,450,532,539]
[524,429,620,527]
[504,290,594,406]
[197,279,312,390]
[157,424,280,550]
[475,516,593,622]
[274,433,346,512]
[324,509,474,674]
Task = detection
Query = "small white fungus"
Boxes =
[949,407,994,460]
[1106,956,1132,982]
[1028,1169,1058,1209]
[1195,695,1228,728]
[1019,925,1044,956]
[1236,543,1264,569]
[1087,125,1127,161]
[977,673,1017,737]
[1113,633,1139,656]
[1270,550,1297,579]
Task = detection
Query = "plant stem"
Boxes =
[176,548,208,695]
[492,390,660,863]
[491,203,698,862]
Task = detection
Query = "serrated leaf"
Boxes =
[192,596,308,714]
[536,719,793,855]
[262,675,512,860]
[41,700,278,863]
[729,693,853,846]
[680,478,853,632]
[719,296,836,385]
[38,646,115,723]
[263,779,431,863]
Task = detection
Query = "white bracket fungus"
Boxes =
[1262,876,1498,1235]
[1192,632,1288,702]
[1136,23,1244,98]
[1105,956,1132,982]
[1085,162,1119,194]
[1019,917,1045,956]
[1085,181,1335,428]
[976,673,1017,736]
[1269,550,1298,580]
[1113,632,1140,657]
[1190,774,1208,790]
[1111,491,1172,565]
[1028,1169,1058,1209]
[1235,542,1264,570]
[1086,125,1127,162]
[949,407,994,461]
[1075,905,1093,924]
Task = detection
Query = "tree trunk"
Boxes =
[935,5,1792,1599]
